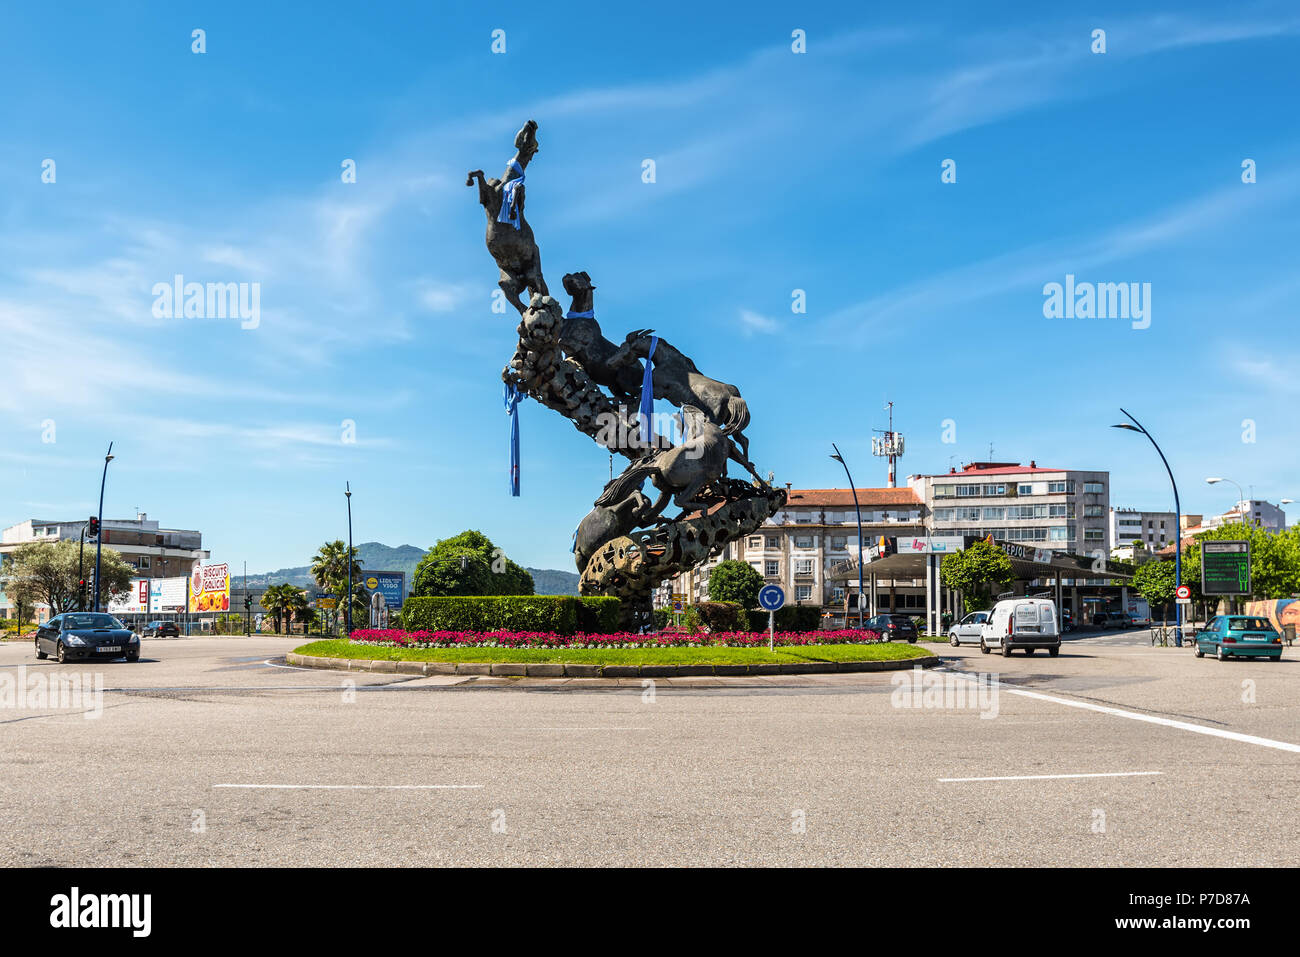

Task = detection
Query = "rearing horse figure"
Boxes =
[467,120,549,314]
[560,271,643,403]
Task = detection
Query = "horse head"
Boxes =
[514,119,540,161]
[608,329,654,369]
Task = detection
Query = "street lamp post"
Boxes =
[1206,477,1250,527]
[345,482,354,637]
[92,443,114,612]
[830,444,866,629]
[1112,411,1183,643]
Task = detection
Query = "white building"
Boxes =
[1203,499,1286,533]
[1109,507,1177,555]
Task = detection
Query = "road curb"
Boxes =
[284,651,942,678]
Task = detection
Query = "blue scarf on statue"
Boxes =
[498,160,525,230]
[637,336,658,447]
[504,383,522,496]
[565,310,594,319]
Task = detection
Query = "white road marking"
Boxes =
[940,771,1162,783]
[943,668,1300,754]
[214,784,483,790]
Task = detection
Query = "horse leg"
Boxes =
[728,438,764,482]
[499,272,526,315]
[525,251,549,299]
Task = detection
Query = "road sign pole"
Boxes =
[769,609,774,651]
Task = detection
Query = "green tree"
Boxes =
[1182,522,1300,603]
[707,559,763,608]
[412,530,534,597]
[1,540,133,614]
[1130,559,1178,623]
[259,583,298,634]
[940,540,1015,612]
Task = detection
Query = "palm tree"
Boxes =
[311,540,362,635]
[260,584,296,635]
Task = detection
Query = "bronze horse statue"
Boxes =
[572,487,654,574]
[467,120,548,314]
[595,406,733,519]
[560,271,642,403]
[608,329,762,481]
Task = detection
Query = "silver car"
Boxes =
[948,611,990,646]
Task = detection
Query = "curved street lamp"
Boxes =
[830,444,865,629]
[1205,477,1250,527]
[92,442,114,612]
[1112,411,1184,641]
[344,482,354,637]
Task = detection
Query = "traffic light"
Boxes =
[87,516,99,538]
[244,595,253,609]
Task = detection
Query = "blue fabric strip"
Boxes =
[565,310,594,319]
[497,160,525,230]
[504,383,522,496]
[638,336,658,446]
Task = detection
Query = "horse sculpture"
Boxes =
[608,329,762,481]
[559,272,643,402]
[594,406,732,518]
[467,119,549,314]
[573,487,653,574]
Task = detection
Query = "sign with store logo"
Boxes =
[188,563,230,613]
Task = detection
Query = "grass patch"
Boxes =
[292,639,935,667]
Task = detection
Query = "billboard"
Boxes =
[189,563,231,613]
[362,571,405,608]
[109,579,152,615]
[1201,541,1251,596]
[151,577,187,613]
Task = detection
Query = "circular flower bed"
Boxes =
[348,628,884,649]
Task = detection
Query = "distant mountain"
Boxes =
[248,542,579,596]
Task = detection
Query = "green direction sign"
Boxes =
[1201,540,1251,596]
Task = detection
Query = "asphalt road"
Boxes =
[1,630,1297,866]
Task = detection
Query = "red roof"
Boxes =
[784,488,922,508]
[918,461,1064,477]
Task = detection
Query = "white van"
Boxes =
[980,597,1061,657]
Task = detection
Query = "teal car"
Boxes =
[1194,616,1284,661]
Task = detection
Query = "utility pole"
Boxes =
[92,443,114,612]
[345,482,354,637]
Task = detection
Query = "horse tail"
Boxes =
[722,395,750,436]
[594,461,655,508]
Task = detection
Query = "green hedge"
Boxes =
[746,605,823,633]
[401,595,620,635]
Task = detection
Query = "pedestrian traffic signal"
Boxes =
[87,516,99,537]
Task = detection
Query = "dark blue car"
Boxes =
[33,613,140,663]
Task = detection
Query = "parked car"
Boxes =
[1091,611,1129,628]
[948,611,990,646]
[1194,616,1283,662]
[981,598,1061,657]
[33,613,140,663]
[142,621,179,638]
[865,614,918,643]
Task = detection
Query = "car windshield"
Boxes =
[1229,617,1273,632]
[62,613,123,630]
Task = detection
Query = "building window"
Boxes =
[831,536,847,550]
[1084,528,1105,541]
[933,484,955,498]
[794,536,813,548]
[1084,505,1103,518]
[748,536,762,548]
[1049,527,1070,541]
[795,559,814,576]
[1047,481,1070,493]
[796,585,813,602]
[1018,483,1034,495]
[982,507,1006,520]
[982,484,1007,496]
[933,508,954,522]
[766,536,779,548]
[140,557,151,569]
[765,561,779,577]
[956,485,982,497]
[1083,482,1104,494]
[795,512,812,524]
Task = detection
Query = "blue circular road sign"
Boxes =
[758,584,785,612]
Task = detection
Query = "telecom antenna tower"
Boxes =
[871,401,905,488]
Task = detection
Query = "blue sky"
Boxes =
[2,1,1298,574]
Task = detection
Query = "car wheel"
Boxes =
[907,636,916,644]
[126,652,140,662]
[1195,644,1204,658]
[980,639,990,655]
[1217,644,1227,661]
[1049,646,1059,657]
[1001,640,1012,658]
[950,634,960,647]
[56,641,67,664]
[34,638,47,660]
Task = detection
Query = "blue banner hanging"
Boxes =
[498,160,525,230]
[504,383,522,496]
[638,336,658,447]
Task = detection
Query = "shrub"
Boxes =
[399,595,619,636]
[348,627,883,648]
[707,560,764,608]
[692,601,746,632]
[746,605,823,632]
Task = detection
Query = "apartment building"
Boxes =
[1109,507,1177,555]
[1,513,208,602]
[908,461,1111,559]
[668,486,927,610]
[1203,499,1286,533]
